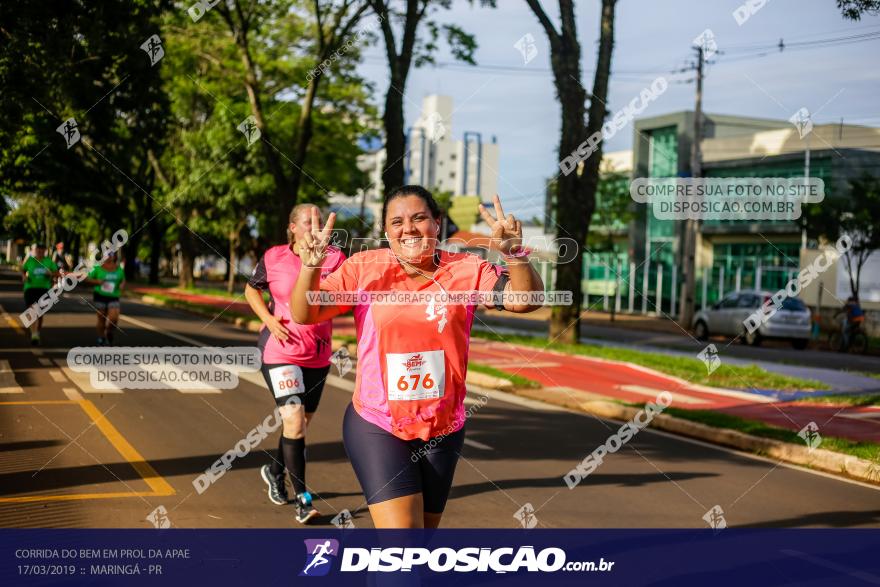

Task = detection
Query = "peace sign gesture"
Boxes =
[299,207,336,268]
[478,194,523,256]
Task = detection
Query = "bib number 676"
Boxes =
[397,373,435,392]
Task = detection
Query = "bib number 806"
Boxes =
[397,373,435,392]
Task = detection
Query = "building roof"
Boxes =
[702,123,880,163]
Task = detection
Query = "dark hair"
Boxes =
[381,185,441,227]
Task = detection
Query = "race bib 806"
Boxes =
[268,365,305,398]
[386,350,445,401]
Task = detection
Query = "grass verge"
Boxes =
[661,406,880,462]
[129,292,256,323]
[472,330,829,392]
[468,362,541,388]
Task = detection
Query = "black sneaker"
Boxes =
[293,491,319,524]
[260,464,288,505]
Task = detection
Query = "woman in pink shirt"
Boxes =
[245,203,345,524]
[291,186,543,528]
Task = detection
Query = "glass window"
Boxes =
[737,294,760,308]
[720,294,739,309]
[781,298,806,311]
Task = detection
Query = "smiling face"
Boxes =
[385,195,440,264]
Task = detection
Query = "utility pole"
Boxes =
[802,125,810,249]
[679,44,703,328]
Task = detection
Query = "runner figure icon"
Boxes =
[302,540,334,575]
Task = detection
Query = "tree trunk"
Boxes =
[149,221,162,285]
[227,229,240,295]
[381,74,407,198]
[536,0,616,343]
[124,229,140,282]
[228,19,291,243]
[177,214,196,289]
[288,74,321,203]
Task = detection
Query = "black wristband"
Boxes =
[492,273,510,311]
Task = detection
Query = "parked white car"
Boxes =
[692,290,811,349]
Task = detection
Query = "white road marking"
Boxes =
[327,374,355,392]
[616,384,710,405]
[839,411,880,420]
[38,358,53,366]
[484,360,561,369]
[463,438,493,450]
[49,369,67,383]
[63,387,83,401]
[120,314,208,346]
[0,360,23,393]
[53,359,123,394]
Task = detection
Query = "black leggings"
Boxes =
[342,403,465,514]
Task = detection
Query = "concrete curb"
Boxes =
[512,387,880,485]
[127,289,880,485]
[466,371,515,391]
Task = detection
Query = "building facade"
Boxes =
[627,111,880,316]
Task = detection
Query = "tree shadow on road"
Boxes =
[449,471,716,501]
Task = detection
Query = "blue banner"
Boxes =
[1,529,878,586]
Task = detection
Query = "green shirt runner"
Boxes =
[22,256,58,290]
[88,265,125,298]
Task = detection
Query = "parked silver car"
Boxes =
[692,289,811,349]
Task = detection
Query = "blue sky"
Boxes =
[354,0,880,221]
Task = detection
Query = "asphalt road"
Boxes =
[1,271,879,529]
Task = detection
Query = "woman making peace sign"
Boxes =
[291,185,543,528]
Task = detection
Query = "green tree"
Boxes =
[804,175,880,299]
[366,0,494,198]
[525,0,618,342]
[0,0,170,279]
[155,4,374,286]
[211,0,371,241]
[838,0,880,19]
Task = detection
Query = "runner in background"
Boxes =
[84,251,125,346]
[52,242,70,274]
[291,186,543,528]
[837,296,865,349]
[245,203,345,524]
[21,243,59,346]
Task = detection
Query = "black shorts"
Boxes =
[342,403,465,513]
[24,288,49,308]
[93,292,121,311]
[260,362,330,413]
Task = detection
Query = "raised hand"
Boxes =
[299,207,336,268]
[478,194,524,256]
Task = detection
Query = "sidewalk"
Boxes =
[127,284,880,444]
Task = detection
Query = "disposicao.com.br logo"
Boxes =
[299,539,614,575]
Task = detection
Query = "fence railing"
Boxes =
[582,258,800,318]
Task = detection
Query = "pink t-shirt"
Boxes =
[320,248,505,441]
[249,244,345,367]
